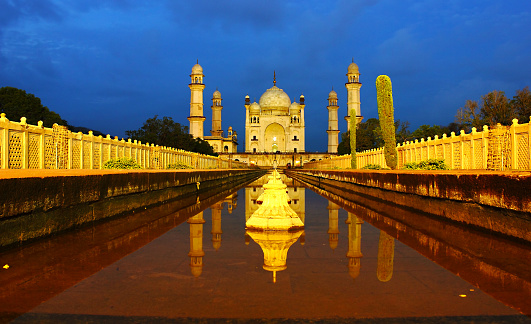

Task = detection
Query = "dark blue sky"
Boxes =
[1,0,530,152]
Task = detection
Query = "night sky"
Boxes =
[1,1,530,152]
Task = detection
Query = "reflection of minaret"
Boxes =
[188,212,205,277]
[346,212,363,280]
[224,193,237,214]
[377,230,395,282]
[210,202,223,251]
[327,201,340,250]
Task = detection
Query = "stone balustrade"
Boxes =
[304,117,531,170]
[0,113,248,170]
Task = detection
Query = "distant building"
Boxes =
[245,73,305,153]
[186,60,362,157]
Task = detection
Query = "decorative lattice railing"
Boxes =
[0,113,247,170]
[304,117,531,171]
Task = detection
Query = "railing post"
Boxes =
[21,118,29,169]
[450,132,456,169]
[528,117,531,170]
[89,131,94,170]
[0,114,6,169]
[510,119,518,170]
[482,125,489,169]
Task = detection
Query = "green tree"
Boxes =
[410,124,446,141]
[125,115,216,156]
[357,118,383,151]
[481,90,514,126]
[376,75,398,169]
[511,86,531,123]
[395,120,411,144]
[455,99,483,132]
[337,132,351,155]
[338,118,409,154]
[0,86,67,127]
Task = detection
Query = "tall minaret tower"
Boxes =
[345,59,363,131]
[188,61,206,138]
[211,89,223,137]
[327,89,340,153]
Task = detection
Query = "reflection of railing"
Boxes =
[304,117,531,170]
[301,178,531,316]
[0,113,248,170]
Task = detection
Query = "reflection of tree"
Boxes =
[377,230,395,282]
[188,212,205,278]
[247,229,304,283]
[327,201,340,250]
[346,212,363,280]
[211,202,223,251]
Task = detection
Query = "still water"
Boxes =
[2,173,530,323]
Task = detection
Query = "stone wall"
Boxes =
[0,169,266,248]
[286,169,531,242]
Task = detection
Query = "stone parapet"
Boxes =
[0,169,266,248]
[286,169,531,242]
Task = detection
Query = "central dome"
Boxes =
[259,86,291,115]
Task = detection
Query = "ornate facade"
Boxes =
[245,74,305,153]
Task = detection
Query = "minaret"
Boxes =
[244,94,251,152]
[211,89,223,137]
[299,94,306,152]
[346,212,363,280]
[188,211,205,278]
[327,201,340,250]
[345,59,363,131]
[327,89,340,153]
[188,61,206,138]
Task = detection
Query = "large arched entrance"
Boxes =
[264,123,285,152]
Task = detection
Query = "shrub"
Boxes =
[167,161,193,169]
[103,157,142,169]
[402,159,448,170]
[402,162,418,170]
[361,164,383,170]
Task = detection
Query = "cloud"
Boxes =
[0,0,63,26]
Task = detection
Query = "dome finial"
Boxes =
[352,57,354,63]
[197,59,199,64]
[273,70,276,86]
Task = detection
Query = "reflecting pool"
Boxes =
[3,173,530,323]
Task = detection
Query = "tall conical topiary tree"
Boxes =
[350,109,357,168]
[376,75,398,169]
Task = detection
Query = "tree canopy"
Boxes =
[125,115,217,156]
[455,87,531,130]
[0,86,67,127]
[338,118,410,155]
